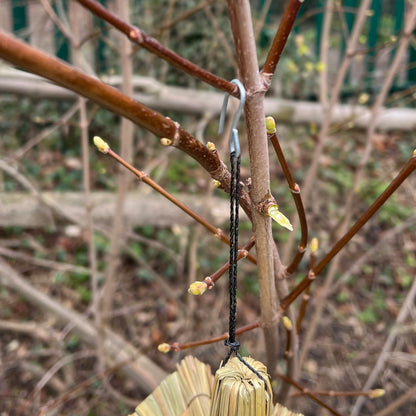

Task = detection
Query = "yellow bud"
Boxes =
[358,93,370,104]
[288,60,298,73]
[212,180,221,188]
[369,389,385,399]
[305,61,314,72]
[265,116,276,134]
[282,316,293,330]
[207,141,216,151]
[359,34,367,45]
[298,44,309,56]
[310,237,319,253]
[309,122,318,135]
[160,138,172,146]
[188,281,207,296]
[294,34,304,47]
[93,136,110,153]
[157,343,170,353]
[267,205,293,231]
[315,61,326,72]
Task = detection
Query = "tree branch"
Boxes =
[0,30,253,218]
[75,0,238,96]
[226,0,280,372]
[261,0,304,85]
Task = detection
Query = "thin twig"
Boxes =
[280,152,416,312]
[38,359,136,415]
[276,371,343,416]
[0,31,255,219]
[75,0,238,96]
[283,0,372,266]
[371,384,416,416]
[291,389,382,398]
[300,0,416,379]
[14,102,79,160]
[296,242,317,334]
[204,4,237,71]
[261,0,304,85]
[254,0,273,41]
[39,0,74,43]
[151,0,216,37]
[318,0,333,104]
[166,322,260,352]
[103,145,257,264]
[0,259,167,394]
[101,0,135,320]
[70,6,104,407]
[203,236,256,288]
[268,129,308,274]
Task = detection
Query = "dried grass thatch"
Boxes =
[131,356,213,416]
[209,357,273,416]
[129,356,304,416]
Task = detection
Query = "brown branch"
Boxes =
[227,0,280,372]
[283,0,372,266]
[280,152,416,311]
[39,0,74,43]
[0,30,253,219]
[203,236,256,288]
[268,128,308,274]
[151,0,216,37]
[371,385,416,416]
[276,371,343,416]
[75,0,238,96]
[291,389,384,398]
[165,322,260,352]
[261,0,304,85]
[102,145,256,263]
[296,241,317,334]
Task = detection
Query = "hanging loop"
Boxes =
[218,79,246,157]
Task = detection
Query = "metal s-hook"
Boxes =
[218,79,246,157]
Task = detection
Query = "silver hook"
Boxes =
[218,79,246,157]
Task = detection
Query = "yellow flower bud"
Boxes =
[305,61,314,72]
[309,122,318,135]
[294,34,304,47]
[157,343,170,353]
[369,389,385,399]
[267,205,293,231]
[358,93,370,104]
[212,180,221,188]
[93,136,110,153]
[207,141,216,151]
[310,237,319,253]
[288,60,298,73]
[298,44,309,56]
[188,281,207,296]
[265,116,276,134]
[282,316,293,330]
[315,61,326,72]
[160,138,172,146]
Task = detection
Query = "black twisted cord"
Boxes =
[222,153,266,385]
[228,151,240,347]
